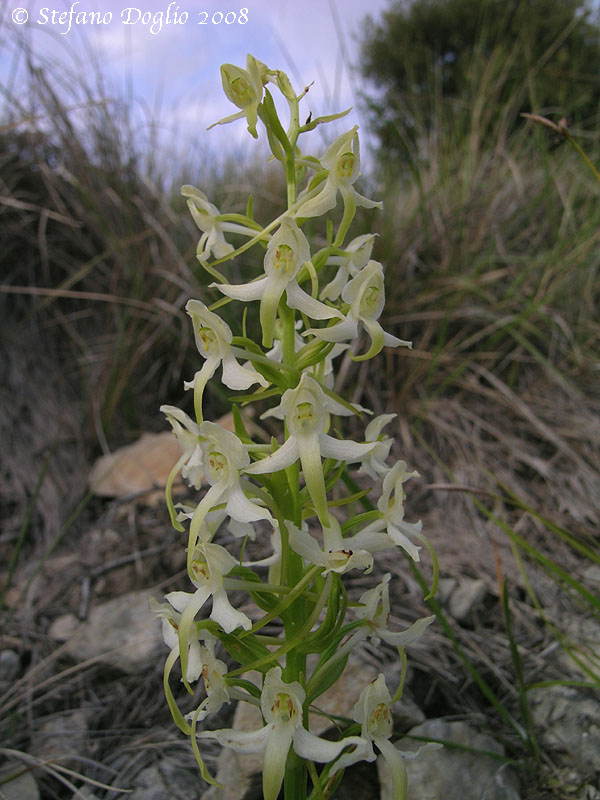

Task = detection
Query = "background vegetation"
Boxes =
[1,1,599,797]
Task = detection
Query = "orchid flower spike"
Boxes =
[184,299,268,417]
[245,373,376,525]
[197,666,366,800]
[305,260,412,360]
[212,216,342,348]
[182,185,259,261]
[294,126,382,219]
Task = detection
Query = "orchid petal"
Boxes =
[379,614,436,647]
[213,275,269,302]
[244,435,300,475]
[207,109,246,130]
[319,266,348,301]
[383,330,412,348]
[263,723,295,800]
[286,282,344,321]
[376,738,408,800]
[259,273,290,348]
[197,723,271,753]
[296,430,329,525]
[293,727,367,763]
[354,189,383,210]
[211,587,252,632]
[388,521,423,561]
[303,316,358,343]
[295,180,337,218]
[365,413,396,441]
[319,433,377,463]
[225,481,275,525]
[333,738,376,773]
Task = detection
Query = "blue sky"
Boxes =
[0,0,391,163]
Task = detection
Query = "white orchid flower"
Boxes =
[187,422,276,545]
[287,516,373,575]
[212,217,342,348]
[197,666,366,800]
[245,374,376,525]
[294,127,382,219]
[312,575,435,685]
[353,460,424,561]
[357,413,396,481]
[182,185,260,262]
[167,536,251,636]
[320,233,377,301]
[184,299,268,417]
[354,573,435,647]
[334,675,441,800]
[152,599,204,685]
[160,405,204,489]
[208,55,269,139]
[305,260,412,360]
[185,634,231,723]
[166,515,253,687]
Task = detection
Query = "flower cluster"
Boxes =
[155,55,439,800]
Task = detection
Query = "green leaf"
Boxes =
[308,652,349,704]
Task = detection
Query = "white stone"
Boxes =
[54,591,162,674]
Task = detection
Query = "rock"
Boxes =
[391,691,426,732]
[204,654,379,800]
[51,591,162,674]
[528,686,600,777]
[30,709,88,764]
[379,664,426,732]
[128,757,201,799]
[87,411,245,502]
[49,613,80,641]
[70,788,101,800]
[583,565,600,584]
[448,578,487,624]
[0,761,40,800]
[553,615,600,680]
[437,577,457,606]
[0,649,20,682]
[381,719,521,800]
[88,432,183,501]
